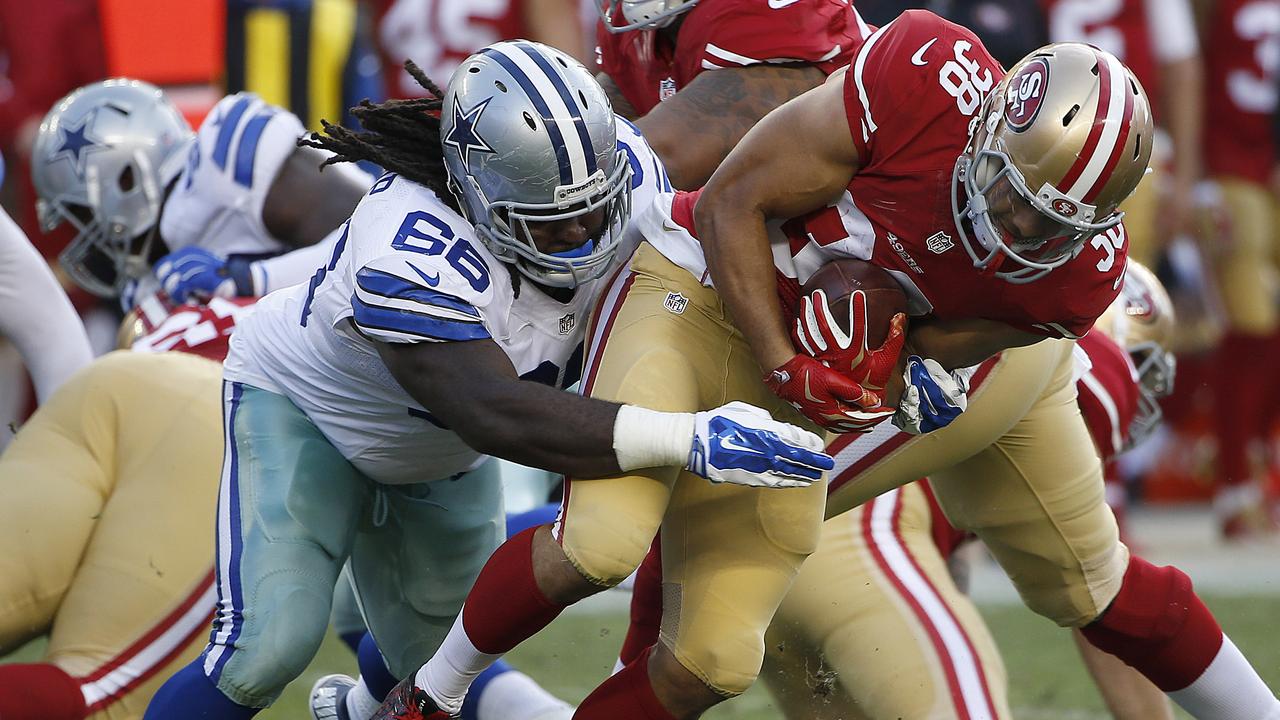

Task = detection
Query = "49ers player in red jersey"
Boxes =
[692,10,1280,720]
[1199,0,1280,538]
[594,0,872,188]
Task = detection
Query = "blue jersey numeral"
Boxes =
[391,211,491,293]
[299,222,351,326]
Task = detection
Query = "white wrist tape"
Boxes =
[613,404,696,471]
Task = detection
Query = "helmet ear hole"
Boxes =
[1062,104,1080,126]
[118,164,136,192]
[494,80,508,93]
[522,111,537,130]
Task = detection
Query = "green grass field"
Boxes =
[6,595,1278,718]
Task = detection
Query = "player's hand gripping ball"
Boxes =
[767,259,909,433]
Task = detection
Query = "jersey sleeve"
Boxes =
[347,203,496,345]
[676,0,868,78]
[161,92,306,252]
[842,10,998,169]
[0,208,92,403]
[1075,332,1141,461]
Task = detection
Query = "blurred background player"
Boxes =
[369,0,587,97]
[1198,0,1280,538]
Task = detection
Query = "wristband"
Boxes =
[612,404,695,471]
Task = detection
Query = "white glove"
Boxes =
[612,402,833,488]
[686,401,832,488]
[892,356,969,435]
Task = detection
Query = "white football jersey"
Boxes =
[224,118,668,484]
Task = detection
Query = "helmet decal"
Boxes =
[49,109,108,181]
[1056,51,1136,203]
[443,97,497,167]
[1052,198,1079,217]
[1004,57,1049,132]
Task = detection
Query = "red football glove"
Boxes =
[794,289,908,394]
[764,353,895,433]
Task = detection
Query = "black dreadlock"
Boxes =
[299,59,459,213]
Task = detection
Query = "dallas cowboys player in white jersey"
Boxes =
[141,41,832,720]
[31,78,371,307]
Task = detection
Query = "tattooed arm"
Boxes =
[597,72,641,121]
[634,64,826,189]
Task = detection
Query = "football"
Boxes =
[799,259,908,348]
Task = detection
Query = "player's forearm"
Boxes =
[250,229,343,295]
[1161,57,1204,189]
[695,197,795,372]
[906,317,1041,371]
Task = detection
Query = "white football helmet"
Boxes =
[31,79,194,297]
[1096,261,1176,449]
[441,41,632,288]
[597,0,699,33]
[954,43,1153,283]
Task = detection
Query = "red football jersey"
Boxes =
[595,0,872,115]
[370,0,529,99]
[661,11,1124,339]
[1203,0,1280,183]
[1075,331,1140,462]
[129,293,256,362]
[1041,0,1159,107]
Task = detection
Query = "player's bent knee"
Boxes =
[567,536,649,588]
[679,640,765,697]
[1084,556,1195,643]
[216,582,333,705]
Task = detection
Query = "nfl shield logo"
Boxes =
[659,78,677,102]
[559,313,576,335]
[663,292,688,314]
[926,231,954,254]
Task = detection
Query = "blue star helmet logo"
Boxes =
[444,97,497,167]
[49,110,108,181]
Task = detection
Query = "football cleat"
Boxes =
[370,678,455,720]
[310,674,356,720]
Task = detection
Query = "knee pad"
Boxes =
[675,635,764,697]
[1080,555,1222,691]
[216,581,333,705]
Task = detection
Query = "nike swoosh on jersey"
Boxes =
[911,38,938,66]
[407,263,441,287]
[662,220,686,233]
[768,0,802,8]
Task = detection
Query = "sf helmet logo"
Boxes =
[1005,58,1050,132]
[1052,198,1079,217]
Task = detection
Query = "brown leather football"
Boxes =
[799,259,908,348]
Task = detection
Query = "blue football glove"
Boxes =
[686,401,834,488]
[892,355,969,434]
[154,247,255,303]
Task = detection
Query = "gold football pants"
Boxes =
[764,482,1010,720]
[826,340,1127,628]
[559,242,827,697]
[0,351,223,719]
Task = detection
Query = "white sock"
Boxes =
[1167,636,1280,719]
[416,613,502,714]
[344,676,382,720]
[476,670,573,720]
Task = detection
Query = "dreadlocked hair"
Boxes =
[299,59,459,213]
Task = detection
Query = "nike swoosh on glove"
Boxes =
[794,288,908,395]
[765,354,895,433]
[892,355,969,434]
[685,401,833,488]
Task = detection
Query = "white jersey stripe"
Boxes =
[705,43,761,65]
[853,21,894,135]
[203,383,240,677]
[352,287,485,323]
[868,489,997,719]
[1080,369,1124,456]
[1065,52,1128,200]
[489,46,591,184]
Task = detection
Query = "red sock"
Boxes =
[619,540,663,668]
[461,526,566,654]
[0,663,88,720]
[576,646,678,720]
[1213,333,1269,487]
[1081,555,1223,691]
